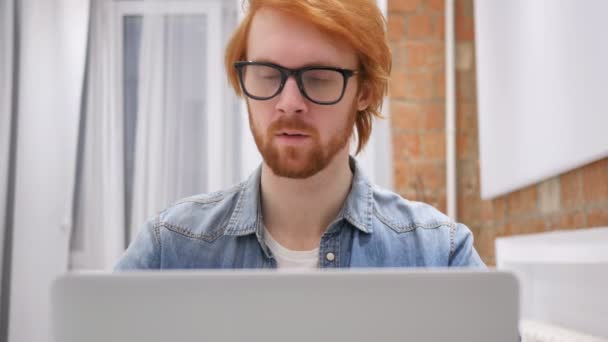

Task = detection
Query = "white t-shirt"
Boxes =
[263,229,319,269]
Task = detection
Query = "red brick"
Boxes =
[480,199,505,224]
[455,15,475,41]
[560,170,582,209]
[389,0,421,13]
[437,193,447,214]
[433,69,445,100]
[402,41,445,70]
[544,214,561,231]
[404,70,434,100]
[457,102,477,135]
[530,218,549,233]
[388,14,405,42]
[435,15,445,40]
[458,191,480,222]
[559,211,586,230]
[508,217,546,235]
[422,103,444,131]
[392,132,421,159]
[587,207,608,228]
[427,0,444,13]
[480,200,494,222]
[421,132,446,160]
[389,70,407,99]
[394,157,414,190]
[581,159,608,202]
[390,101,421,131]
[457,159,479,194]
[414,161,446,191]
[457,133,478,160]
[420,190,447,213]
[391,102,444,132]
[491,197,507,222]
[468,222,482,239]
[506,186,538,216]
[406,14,433,39]
[456,70,476,102]
[455,0,474,17]
[504,222,512,236]
[475,226,498,266]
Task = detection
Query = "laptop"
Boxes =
[51,269,519,342]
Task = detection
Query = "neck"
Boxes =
[260,149,353,251]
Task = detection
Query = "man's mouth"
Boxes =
[276,131,309,137]
[274,130,311,145]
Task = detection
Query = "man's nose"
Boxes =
[275,76,308,114]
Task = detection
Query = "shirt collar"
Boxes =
[224,156,374,237]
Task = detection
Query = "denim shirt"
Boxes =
[115,158,485,270]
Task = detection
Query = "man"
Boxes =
[115,0,485,270]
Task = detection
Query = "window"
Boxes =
[70,0,240,269]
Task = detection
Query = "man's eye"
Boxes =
[307,78,333,85]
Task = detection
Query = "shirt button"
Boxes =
[325,252,335,262]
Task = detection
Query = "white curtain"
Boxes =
[71,0,125,270]
[72,1,239,269]
[8,0,89,341]
[129,14,210,242]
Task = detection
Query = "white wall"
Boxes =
[475,0,608,199]
[8,0,89,341]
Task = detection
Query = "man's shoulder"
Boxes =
[155,183,245,242]
[371,185,455,233]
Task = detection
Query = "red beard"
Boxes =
[249,107,356,179]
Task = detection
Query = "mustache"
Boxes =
[268,116,317,136]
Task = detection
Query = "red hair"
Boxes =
[225,0,391,154]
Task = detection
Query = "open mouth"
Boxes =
[274,131,311,144]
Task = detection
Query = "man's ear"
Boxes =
[356,82,372,112]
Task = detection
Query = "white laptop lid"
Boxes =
[51,269,519,342]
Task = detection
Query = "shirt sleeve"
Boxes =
[448,223,486,267]
[114,218,161,270]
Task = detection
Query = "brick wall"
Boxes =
[388,0,608,265]
[389,0,447,213]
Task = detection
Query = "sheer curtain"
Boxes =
[8,0,89,340]
[71,0,126,270]
[125,4,239,245]
[129,14,209,242]
[72,1,239,270]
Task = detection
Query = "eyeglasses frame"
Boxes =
[234,61,359,105]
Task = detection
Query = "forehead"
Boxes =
[246,8,358,69]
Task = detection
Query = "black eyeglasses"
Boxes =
[234,61,359,105]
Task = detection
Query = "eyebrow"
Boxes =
[247,58,345,69]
